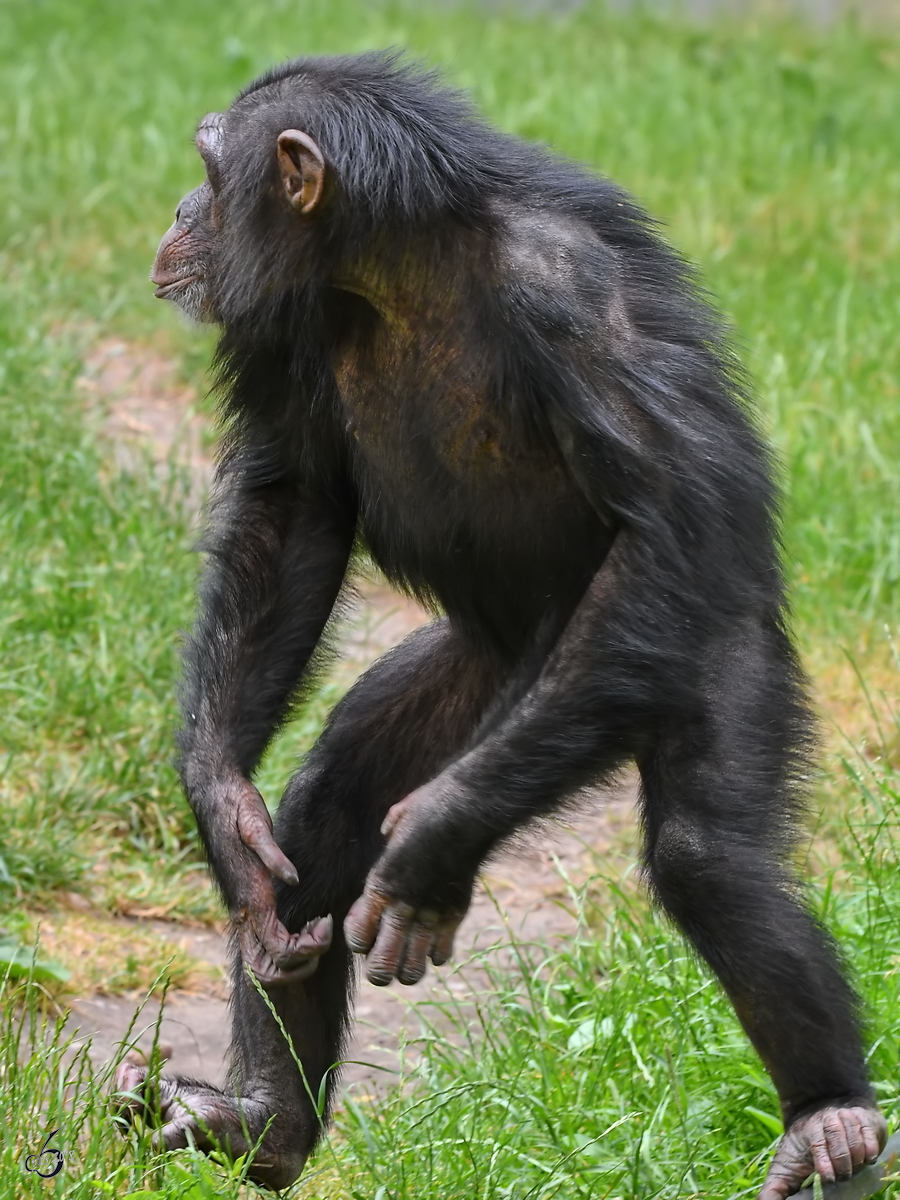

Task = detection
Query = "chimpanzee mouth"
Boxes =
[153,275,201,300]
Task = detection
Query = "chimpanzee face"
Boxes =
[149,115,223,323]
[150,110,327,324]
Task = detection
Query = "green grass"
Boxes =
[5,739,900,1198]
[0,0,899,1196]
[326,744,900,1199]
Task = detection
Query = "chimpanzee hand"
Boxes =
[344,788,473,986]
[217,776,332,985]
[758,1103,886,1199]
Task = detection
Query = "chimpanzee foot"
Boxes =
[758,1104,887,1199]
[112,1062,307,1187]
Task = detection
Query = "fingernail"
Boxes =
[310,915,333,942]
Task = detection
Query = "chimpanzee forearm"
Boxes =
[379,533,696,884]
[178,471,355,797]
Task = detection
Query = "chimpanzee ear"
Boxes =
[276,130,326,215]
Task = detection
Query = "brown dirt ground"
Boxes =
[64,339,641,1097]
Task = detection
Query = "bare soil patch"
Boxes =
[78,337,210,486]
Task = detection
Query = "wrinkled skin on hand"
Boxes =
[224,776,333,984]
[758,1104,887,1199]
[344,790,471,986]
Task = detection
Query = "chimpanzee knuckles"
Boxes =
[346,789,468,984]
[344,883,464,986]
[276,130,326,214]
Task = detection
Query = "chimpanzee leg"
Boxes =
[640,618,885,1199]
[115,619,501,1187]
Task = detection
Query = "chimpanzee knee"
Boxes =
[647,814,718,912]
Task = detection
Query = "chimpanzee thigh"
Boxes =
[640,616,870,1125]
[226,617,502,1174]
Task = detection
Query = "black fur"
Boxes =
[151,52,874,1192]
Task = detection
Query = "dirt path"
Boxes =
[65,340,640,1097]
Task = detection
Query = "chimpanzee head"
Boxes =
[150,54,499,329]
[150,104,328,326]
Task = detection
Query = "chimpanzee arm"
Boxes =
[180,441,356,981]
[346,277,782,976]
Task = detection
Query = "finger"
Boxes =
[807,1122,835,1183]
[241,935,320,986]
[850,1106,885,1163]
[295,915,333,956]
[380,796,414,840]
[366,905,414,986]
[826,1111,855,1180]
[398,921,435,985]
[241,824,299,887]
[257,907,332,967]
[809,1115,842,1182]
[345,888,389,954]
[238,919,321,986]
[429,917,461,967]
[756,1178,791,1200]
[756,1180,792,1200]
[246,915,332,982]
[270,914,334,963]
[839,1110,864,1173]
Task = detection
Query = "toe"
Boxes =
[112,1061,151,1123]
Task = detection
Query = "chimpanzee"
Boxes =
[116,52,886,1198]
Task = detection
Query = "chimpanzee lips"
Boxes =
[152,274,201,299]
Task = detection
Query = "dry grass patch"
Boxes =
[22,910,225,998]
